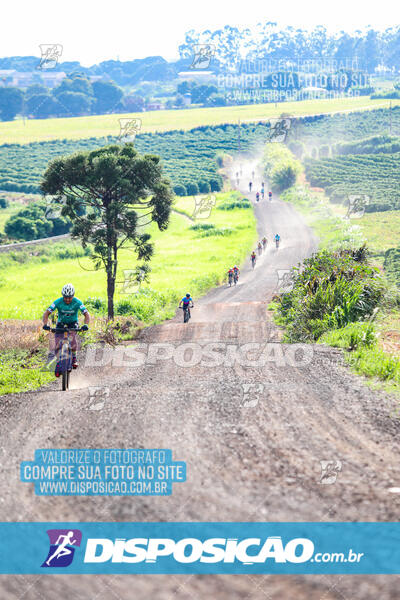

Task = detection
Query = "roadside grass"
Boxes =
[0,98,395,145]
[0,190,256,321]
[0,316,143,395]
[319,323,400,391]
[278,180,400,393]
[0,320,53,395]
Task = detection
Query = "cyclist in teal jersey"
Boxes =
[43,283,90,375]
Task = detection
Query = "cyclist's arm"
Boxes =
[42,309,51,326]
[83,310,90,325]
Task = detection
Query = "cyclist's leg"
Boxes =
[70,322,79,367]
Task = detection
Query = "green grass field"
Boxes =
[1,98,396,145]
[0,191,257,320]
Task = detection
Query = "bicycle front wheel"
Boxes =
[62,369,69,391]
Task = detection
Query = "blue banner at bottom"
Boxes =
[0,522,399,574]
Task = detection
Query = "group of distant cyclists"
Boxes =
[250,233,280,268]
[227,265,240,287]
[249,180,272,202]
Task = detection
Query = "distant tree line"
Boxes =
[179,24,400,74]
[0,73,125,121]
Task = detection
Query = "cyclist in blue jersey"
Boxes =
[179,293,194,316]
[274,233,281,248]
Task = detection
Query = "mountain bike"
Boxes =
[233,272,239,285]
[251,256,256,269]
[180,306,191,323]
[51,324,84,391]
[275,238,280,249]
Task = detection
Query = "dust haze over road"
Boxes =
[1,159,400,599]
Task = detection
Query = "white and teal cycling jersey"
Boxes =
[48,297,87,324]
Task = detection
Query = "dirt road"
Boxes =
[1,161,399,599]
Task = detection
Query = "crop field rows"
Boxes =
[304,153,400,211]
[291,105,400,146]
[0,123,271,196]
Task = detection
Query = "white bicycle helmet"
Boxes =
[62,283,75,297]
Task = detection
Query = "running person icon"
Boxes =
[46,531,77,566]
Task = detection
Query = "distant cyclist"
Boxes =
[262,236,267,251]
[227,268,234,286]
[257,241,262,256]
[256,192,260,202]
[179,293,194,317]
[251,251,256,269]
[42,283,90,376]
[274,233,281,248]
[249,181,253,192]
[268,191,272,201]
[261,188,265,199]
[233,265,240,284]
[261,181,265,190]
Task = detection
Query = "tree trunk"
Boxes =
[107,266,115,321]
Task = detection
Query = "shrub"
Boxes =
[276,247,385,342]
[218,200,251,210]
[198,180,211,193]
[0,197,8,208]
[287,141,305,159]
[190,223,215,231]
[84,296,107,313]
[174,183,187,196]
[209,177,222,192]
[271,164,298,191]
[116,299,134,315]
[186,182,199,195]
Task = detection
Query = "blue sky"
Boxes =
[4,0,400,66]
